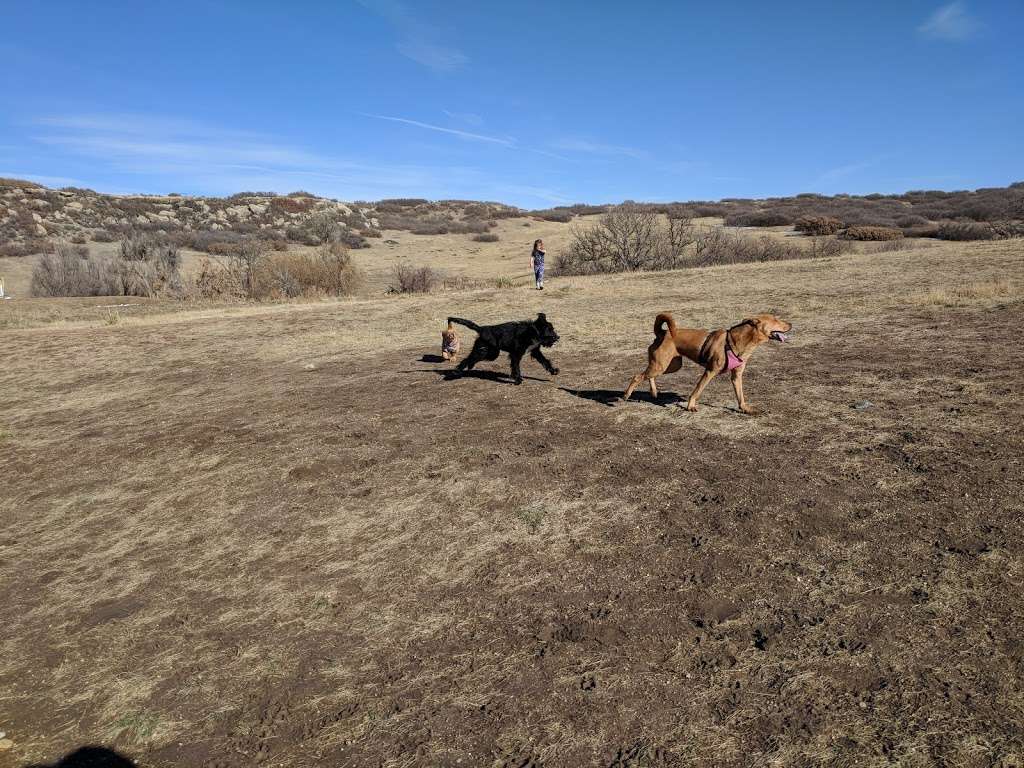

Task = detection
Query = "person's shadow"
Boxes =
[25,746,135,768]
[559,387,683,407]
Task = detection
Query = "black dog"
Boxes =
[447,313,560,384]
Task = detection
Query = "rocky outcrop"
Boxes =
[0,179,521,248]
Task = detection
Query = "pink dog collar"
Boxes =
[726,350,745,371]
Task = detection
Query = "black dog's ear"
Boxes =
[536,312,547,321]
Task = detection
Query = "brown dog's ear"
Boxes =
[743,317,769,339]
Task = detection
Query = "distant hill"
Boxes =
[0,179,521,255]
[2,177,1022,256]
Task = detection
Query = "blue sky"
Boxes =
[1,0,1021,207]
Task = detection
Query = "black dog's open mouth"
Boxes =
[770,331,789,342]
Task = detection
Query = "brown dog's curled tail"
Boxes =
[654,312,676,338]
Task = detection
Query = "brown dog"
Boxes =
[441,320,461,361]
[622,312,792,413]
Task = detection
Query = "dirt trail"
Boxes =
[2,245,1023,767]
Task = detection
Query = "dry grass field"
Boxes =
[2,232,1023,767]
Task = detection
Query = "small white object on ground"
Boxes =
[852,400,874,410]
[304,363,317,371]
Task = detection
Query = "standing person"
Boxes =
[531,239,546,290]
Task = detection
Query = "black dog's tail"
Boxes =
[447,317,481,332]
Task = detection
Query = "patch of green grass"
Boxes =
[311,593,331,612]
[0,428,10,441]
[513,501,546,533]
[113,711,159,743]
[493,276,515,289]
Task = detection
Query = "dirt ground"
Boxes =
[2,238,1023,768]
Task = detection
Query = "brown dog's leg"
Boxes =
[623,371,648,401]
[730,368,757,414]
[685,368,717,411]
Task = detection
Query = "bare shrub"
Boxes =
[806,237,853,258]
[0,238,55,257]
[195,259,245,299]
[30,241,183,298]
[334,229,370,249]
[255,242,362,298]
[473,233,500,242]
[0,242,37,257]
[688,229,805,267]
[896,214,928,228]
[935,221,997,241]
[285,225,320,246]
[531,209,573,223]
[120,231,151,260]
[375,198,429,211]
[195,241,361,300]
[841,226,904,241]
[32,245,115,297]
[724,211,793,227]
[901,224,941,238]
[795,216,843,235]
[270,197,313,214]
[861,239,935,253]
[667,215,696,254]
[390,264,439,293]
[232,238,268,297]
[991,221,1024,238]
[91,229,118,243]
[555,205,693,275]
[307,211,342,244]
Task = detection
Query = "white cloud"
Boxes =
[357,0,468,72]
[919,2,982,41]
[397,41,467,72]
[361,114,516,146]
[29,113,478,200]
[0,171,85,187]
[442,110,484,127]
[23,112,570,206]
[808,156,892,190]
[551,138,649,161]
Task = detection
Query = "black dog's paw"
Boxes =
[514,378,524,385]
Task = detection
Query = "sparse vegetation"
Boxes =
[30,238,183,298]
[389,264,439,293]
[112,712,159,744]
[795,216,843,235]
[935,221,998,241]
[688,228,808,267]
[555,205,693,275]
[473,233,500,242]
[513,501,546,533]
[841,226,904,241]
[724,211,793,227]
[196,240,361,300]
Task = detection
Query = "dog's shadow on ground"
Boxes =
[419,354,447,363]
[560,388,684,408]
[423,369,549,385]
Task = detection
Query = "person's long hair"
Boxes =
[533,239,543,253]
